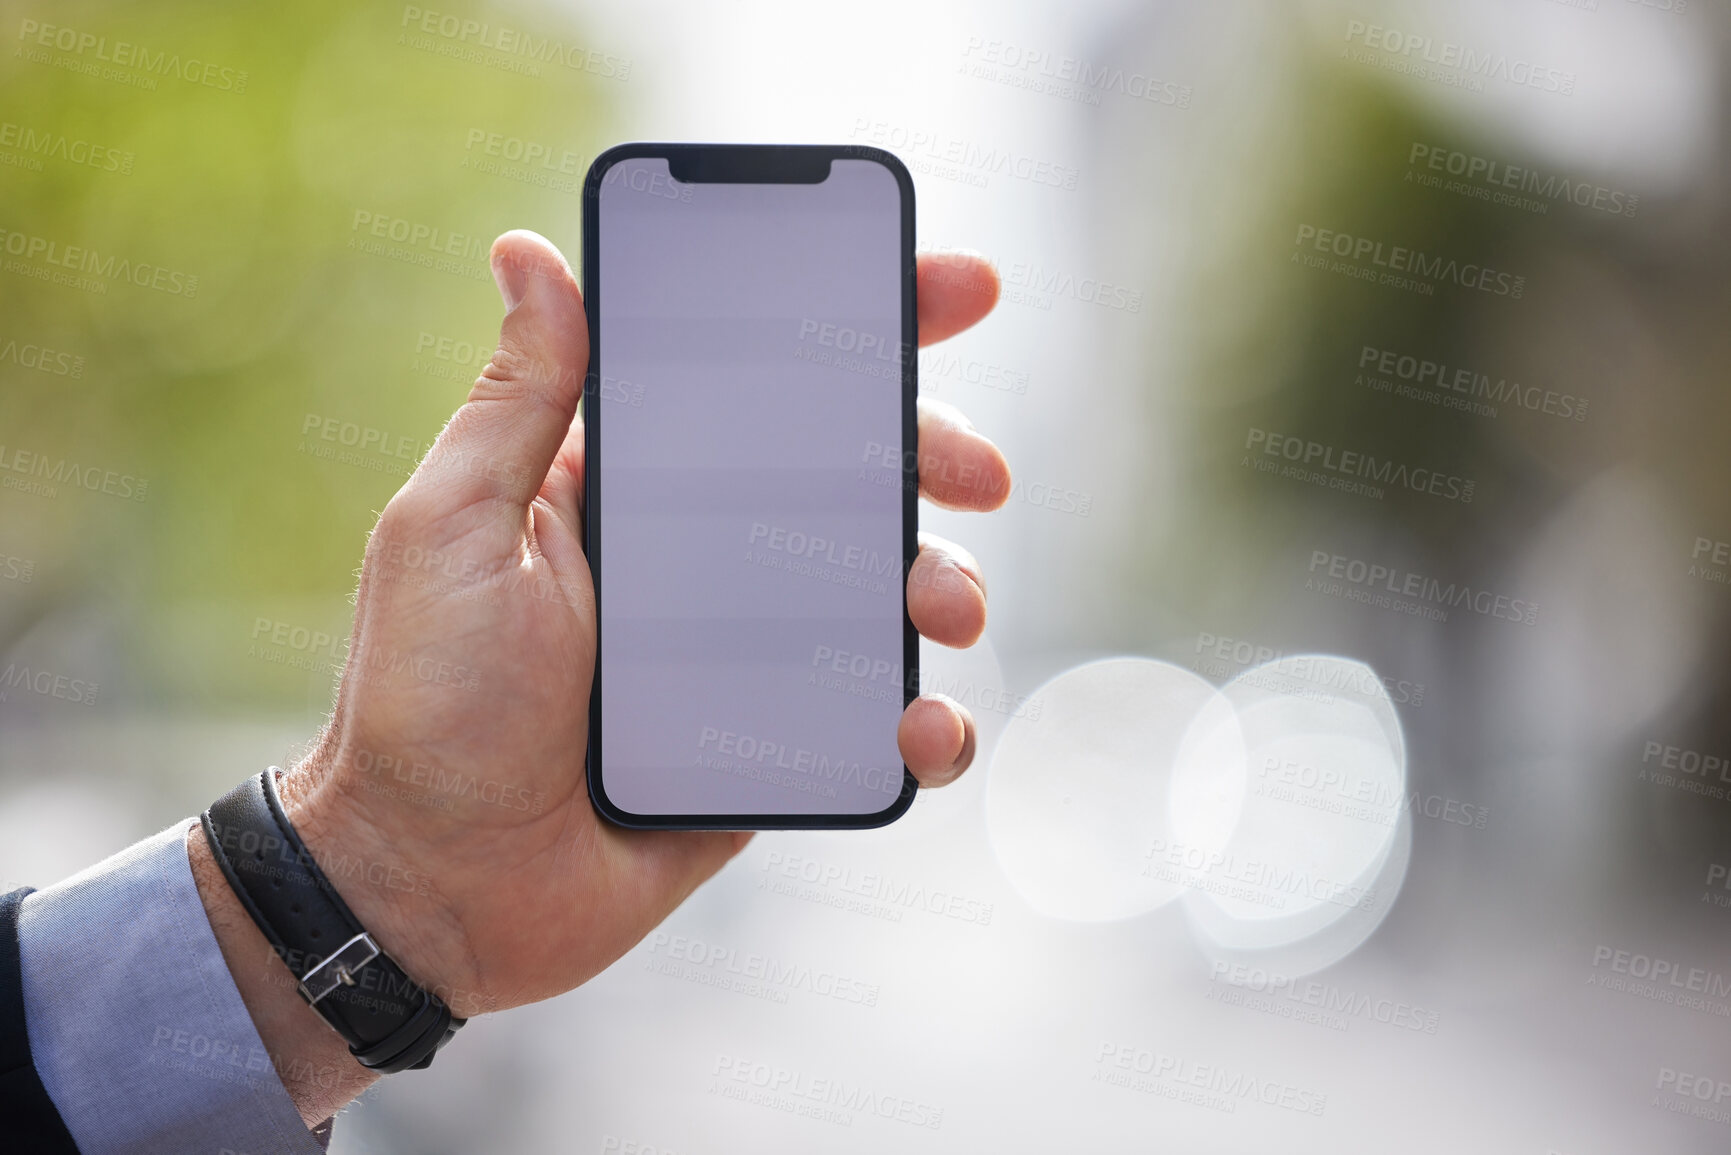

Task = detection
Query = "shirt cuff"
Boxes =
[18,818,326,1155]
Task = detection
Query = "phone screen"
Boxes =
[586,147,916,825]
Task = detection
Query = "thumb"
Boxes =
[406,230,589,516]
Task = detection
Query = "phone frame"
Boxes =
[581,142,919,830]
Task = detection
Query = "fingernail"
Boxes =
[921,246,985,263]
[949,714,977,778]
[492,250,527,312]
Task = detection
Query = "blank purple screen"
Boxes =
[596,157,907,817]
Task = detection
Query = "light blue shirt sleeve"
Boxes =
[17,818,327,1155]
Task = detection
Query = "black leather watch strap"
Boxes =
[201,769,463,1073]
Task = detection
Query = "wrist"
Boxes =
[277,745,496,1019]
[184,824,377,1126]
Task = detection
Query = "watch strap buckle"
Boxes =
[298,931,380,1005]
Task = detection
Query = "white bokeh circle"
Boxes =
[987,657,1243,921]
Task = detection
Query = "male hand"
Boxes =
[189,230,1011,1124]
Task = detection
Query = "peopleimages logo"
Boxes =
[0,335,84,378]
[1655,1067,1731,1125]
[0,225,199,297]
[849,118,1080,191]
[958,37,1192,109]
[1356,344,1587,422]
[1191,631,1425,707]
[0,444,149,502]
[599,161,692,202]
[1294,225,1525,298]
[1208,962,1442,1034]
[710,1055,944,1130]
[748,523,899,580]
[760,850,995,927]
[1343,20,1576,96]
[1587,942,1731,1020]
[15,18,250,93]
[0,121,134,174]
[919,347,1029,395]
[398,6,632,80]
[1094,1042,1328,1116]
[350,210,490,262]
[1591,946,1731,997]
[1406,143,1636,218]
[1638,739,1731,802]
[696,727,900,795]
[644,932,880,1007]
[1143,835,1380,912]
[1001,261,1142,312]
[463,128,587,176]
[1245,428,1475,503]
[1307,550,1539,626]
[0,663,99,707]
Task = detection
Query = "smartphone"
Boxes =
[582,142,918,830]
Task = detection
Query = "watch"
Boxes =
[201,768,463,1073]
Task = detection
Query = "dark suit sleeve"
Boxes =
[0,887,81,1152]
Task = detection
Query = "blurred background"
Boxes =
[4,0,1730,1150]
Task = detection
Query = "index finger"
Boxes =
[918,252,1000,346]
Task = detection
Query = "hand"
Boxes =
[188,231,1010,1124]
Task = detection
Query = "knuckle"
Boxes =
[470,341,578,415]
[474,343,535,391]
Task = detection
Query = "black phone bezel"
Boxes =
[580,142,920,831]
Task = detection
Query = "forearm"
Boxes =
[184,825,379,1126]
